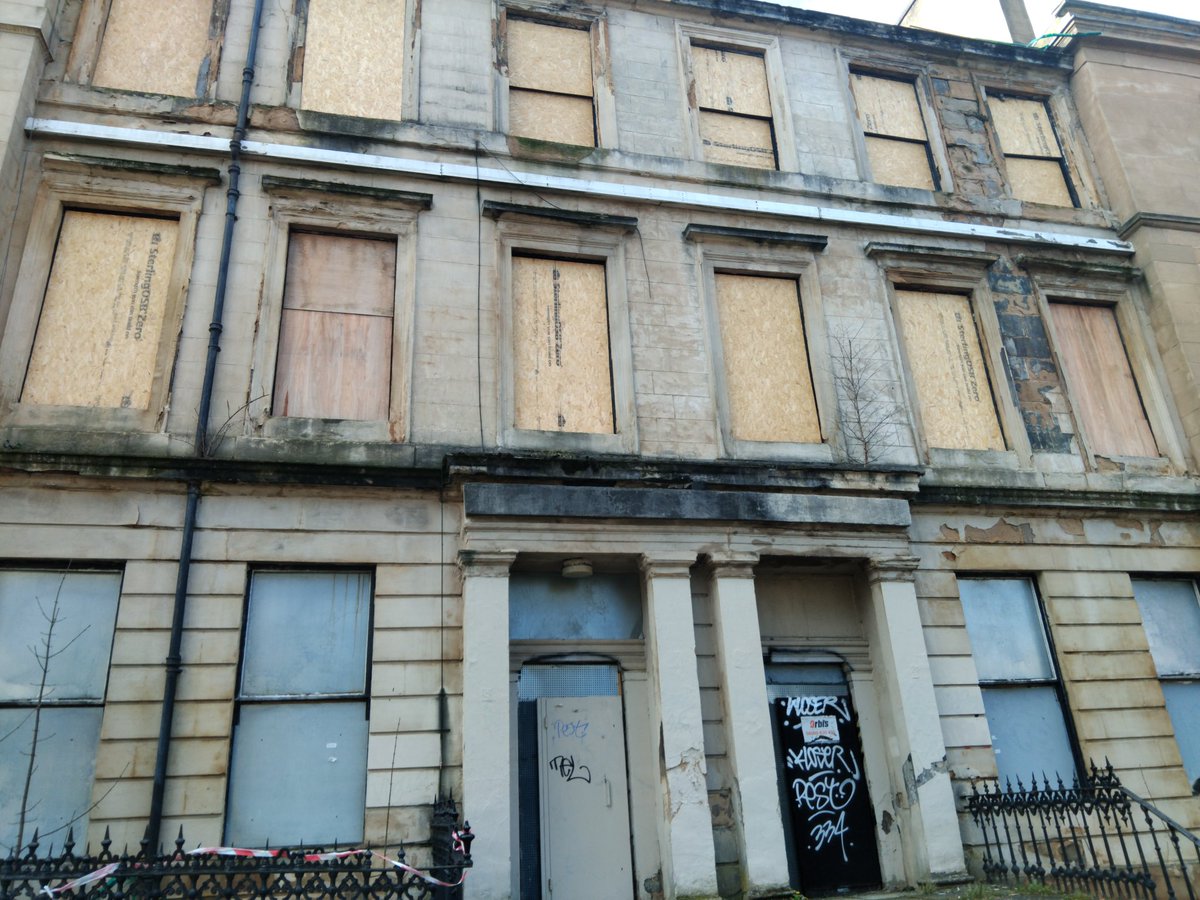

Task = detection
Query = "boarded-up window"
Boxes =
[850,72,938,191]
[512,256,614,434]
[22,211,178,410]
[301,0,407,121]
[506,19,595,147]
[691,44,776,170]
[92,0,214,97]
[1049,301,1157,458]
[893,290,1004,451]
[272,232,396,421]
[715,273,819,443]
[0,569,121,852]
[226,571,371,847]
[989,95,1076,207]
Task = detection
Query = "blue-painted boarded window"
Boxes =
[1133,579,1200,787]
[225,571,372,847]
[959,577,1077,784]
[509,573,642,640]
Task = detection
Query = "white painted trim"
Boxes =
[26,117,1135,253]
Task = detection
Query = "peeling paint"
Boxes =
[939,524,962,541]
[964,518,1031,543]
[903,753,950,804]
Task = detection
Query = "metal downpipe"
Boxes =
[146,0,267,850]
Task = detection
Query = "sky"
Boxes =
[773,0,1199,41]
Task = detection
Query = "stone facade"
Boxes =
[0,1,1197,898]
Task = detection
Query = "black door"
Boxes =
[769,667,882,895]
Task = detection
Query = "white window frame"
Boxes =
[247,176,429,443]
[489,204,638,455]
[0,155,215,433]
[676,23,798,172]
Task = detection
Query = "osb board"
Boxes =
[512,257,614,434]
[990,95,1061,157]
[699,112,776,170]
[1006,157,1074,207]
[272,308,392,421]
[507,19,592,97]
[894,290,1005,451]
[302,0,406,121]
[691,45,771,117]
[865,136,936,190]
[851,73,926,141]
[92,0,211,97]
[23,212,178,410]
[509,89,596,147]
[715,273,820,444]
[1049,302,1158,459]
[284,232,396,317]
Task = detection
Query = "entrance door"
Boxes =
[768,665,882,895]
[536,696,633,899]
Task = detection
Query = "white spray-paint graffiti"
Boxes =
[782,695,862,862]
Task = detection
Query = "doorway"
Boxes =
[517,663,635,899]
[766,662,882,895]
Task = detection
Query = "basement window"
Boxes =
[850,72,940,191]
[298,0,412,122]
[74,0,223,98]
[892,289,1005,451]
[504,17,597,147]
[1049,301,1158,459]
[1132,579,1200,788]
[987,93,1078,207]
[225,571,372,847]
[0,569,121,854]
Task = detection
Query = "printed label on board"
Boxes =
[801,716,840,742]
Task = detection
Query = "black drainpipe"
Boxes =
[146,0,266,851]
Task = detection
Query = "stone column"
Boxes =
[640,553,719,899]
[459,550,517,899]
[863,558,967,883]
[708,553,791,894]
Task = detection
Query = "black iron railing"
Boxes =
[968,761,1199,899]
[1,800,473,900]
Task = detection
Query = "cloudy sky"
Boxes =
[773,0,1197,40]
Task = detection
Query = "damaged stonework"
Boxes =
[667,746,709,818]
[904,754,952,805]
[988,259,1076,454]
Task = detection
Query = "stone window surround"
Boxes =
[494,2,617,148]
[66,0,230,99]
[687,224,835,464]
[246,175,431,444]
[675,22,800,173]
[867,241,1031,469]
[836,51,955,195]
[487,202,639,455]
[287,0,421,122]
[977,83,1099,210]
[0,154,217,434]
[1021,256,1187,474]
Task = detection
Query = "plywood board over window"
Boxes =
[272,231,396,421]
[715,273,819,443]
[92,0,215,97]
[850,72,938,191]
[507,19,596,147]
[893,290,1004,451]
[302,0,407,121]
[512,256,614,434]
[1049,301,1157,458]
[22,211,178,410]
[691,44,776,170]
[989,95,1075,207]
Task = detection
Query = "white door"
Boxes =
[537,696,633,899]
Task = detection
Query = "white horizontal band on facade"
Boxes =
[26,117,1134,254]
